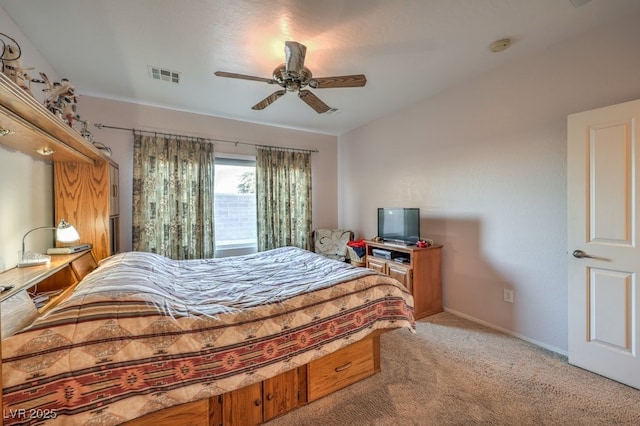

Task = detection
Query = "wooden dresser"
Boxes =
[365,240,443,319]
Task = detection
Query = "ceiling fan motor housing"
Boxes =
[273,64,312,91]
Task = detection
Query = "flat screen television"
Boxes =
[377,208,420,245]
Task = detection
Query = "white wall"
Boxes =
[338,12,640,353]
[75,96,339,252]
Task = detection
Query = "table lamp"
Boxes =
[18,219,80,267]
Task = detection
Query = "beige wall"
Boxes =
[0,146,53,271]
[76,96,339,252]
[338,12,640,354]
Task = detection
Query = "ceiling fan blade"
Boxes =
[298,90,331,114]
[285,41,306,77]
[252,90,287,110]
[308,74,367,89]
[214,71,276,84]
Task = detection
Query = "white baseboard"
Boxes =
[442,307,568,357]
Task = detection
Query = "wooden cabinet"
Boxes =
[123,371,300,426]
[224,369,298,425]
[262,368,299,421]
[108,162,120,256]
[365,240,443,319]
[223,382,263,426]
[54,160,120,261]
[109,162,119,216]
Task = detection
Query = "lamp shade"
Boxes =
[56,219,80,243]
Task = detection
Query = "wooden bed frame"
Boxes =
[123,332,383,426]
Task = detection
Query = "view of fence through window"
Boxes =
[214,157,257,248]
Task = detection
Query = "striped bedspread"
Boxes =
[2,247,414,425]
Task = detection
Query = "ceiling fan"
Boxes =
[214,41,367,114]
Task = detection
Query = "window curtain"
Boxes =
[132,134,215,259]
[256,147,312,251]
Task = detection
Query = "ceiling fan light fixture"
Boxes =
[35,147,55,156]
[286,81,300,92]
[272,64,312,86]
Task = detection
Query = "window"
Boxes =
[214,155,257,250]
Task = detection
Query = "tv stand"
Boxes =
[365,240,442,319]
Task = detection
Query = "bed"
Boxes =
[2,246,414,425]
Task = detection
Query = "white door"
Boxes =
[567,99,640,389]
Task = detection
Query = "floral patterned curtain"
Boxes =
[132,134,215,259]
[256,147,312,251]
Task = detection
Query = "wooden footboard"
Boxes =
[123,333,383,426]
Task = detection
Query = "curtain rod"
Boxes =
[93,123,319,154]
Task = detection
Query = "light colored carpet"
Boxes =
[266,311,640,425]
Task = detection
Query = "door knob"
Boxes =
[572,250,593,259]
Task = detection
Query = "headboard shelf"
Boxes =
[0,73,106,163]
[0,250,93,303]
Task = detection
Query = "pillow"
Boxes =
[314,229,353,258]
[1,290,39,339]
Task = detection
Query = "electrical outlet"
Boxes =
[503,289,514,303]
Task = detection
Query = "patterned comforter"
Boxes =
[2,247,415,425]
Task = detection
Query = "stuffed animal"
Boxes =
[1,40,35,96]
[40,73,80,126]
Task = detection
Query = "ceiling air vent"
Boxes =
[149,66,180,83]
[569,0,591,7]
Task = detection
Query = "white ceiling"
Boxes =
[2,0,640,136]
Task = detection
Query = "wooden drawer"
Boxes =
[122,399,212,426]
[307,336,375,401]
[366,257,386,274]
[70,251,98,280]
[36,251,97,314]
